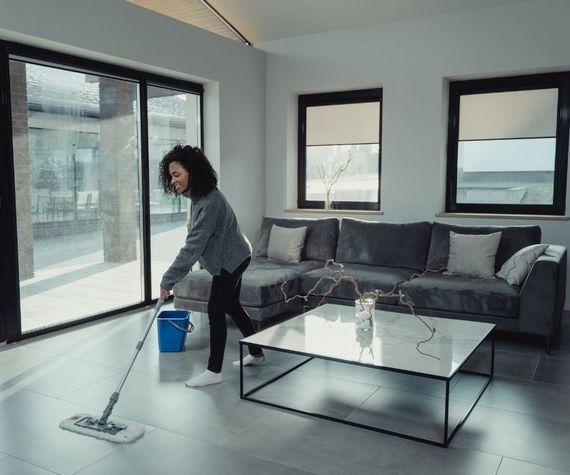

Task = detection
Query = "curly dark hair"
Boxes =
[158,145,218,200]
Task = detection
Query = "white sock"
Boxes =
[233,354,266,367]
[185,369,222,387]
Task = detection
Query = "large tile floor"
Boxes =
[1,304,570,475]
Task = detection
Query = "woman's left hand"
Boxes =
[160,288,171,301]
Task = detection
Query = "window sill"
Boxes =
[285,208,383,216]
[436,212,569,221]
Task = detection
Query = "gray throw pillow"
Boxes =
[447,231,502,278]
[267,225,307,263]
[496,244,548,285]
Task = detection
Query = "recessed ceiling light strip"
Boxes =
[198,0,252,46]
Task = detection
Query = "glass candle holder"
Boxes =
[355,298,375,331]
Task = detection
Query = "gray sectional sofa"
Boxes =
[173,216,567,349]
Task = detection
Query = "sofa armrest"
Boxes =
[518,245,567,337]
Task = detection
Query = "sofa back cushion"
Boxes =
[426,222,541,272]
[267,225,307,263]
[254,217,339,261]
[336,219,432,271]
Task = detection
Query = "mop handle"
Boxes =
[99,299,163,424]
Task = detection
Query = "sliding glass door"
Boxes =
[0,42,203,341]
[10,60,143,333]
[147,85,201,299]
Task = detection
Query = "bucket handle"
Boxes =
[167,319,195,334]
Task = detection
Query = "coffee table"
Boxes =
[239,304,494,447]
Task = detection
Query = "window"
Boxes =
[0,41,202,341]
[10,59,144,333]
[298,89,382,210]
[446,73,569,215]
[147,85,202,300]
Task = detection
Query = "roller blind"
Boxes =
[306,102,380,146]
[459,89,558,140]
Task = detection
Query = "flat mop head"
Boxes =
[60,414,145,443]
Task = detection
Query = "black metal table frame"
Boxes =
[240,333,494,448]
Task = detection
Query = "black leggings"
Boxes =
[207,256,262,373]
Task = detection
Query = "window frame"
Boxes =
[0,40,203,343]
[446,72,570,215]
[297,88,382,211]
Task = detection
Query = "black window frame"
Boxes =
[446,72,570,215]
[0,40,204,343]
[298,88,382,211]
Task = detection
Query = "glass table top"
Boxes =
[241,304,495,379]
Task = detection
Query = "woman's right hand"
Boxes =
[160,288,171,301]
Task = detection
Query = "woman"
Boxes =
[159,145,265,387]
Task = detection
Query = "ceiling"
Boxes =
[129,0,532,46]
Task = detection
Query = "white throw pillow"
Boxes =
[496,244,548,285]
[447,231,502,278]
[267,225,307,263]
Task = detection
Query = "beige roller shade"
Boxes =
[459,89,558,140]
[306,102,380,146]
[459,89,558,141]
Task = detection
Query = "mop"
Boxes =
[60,299,163,443]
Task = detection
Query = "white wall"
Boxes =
[260,0,570,309]
[0,0,266,240]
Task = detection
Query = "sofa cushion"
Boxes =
[267,225,307,263]
[254,217,339,262]
[496,244,549,285]
[173,258,324,308]
[399,272,519,318]
[447,231,502,278]
[426,222,541,272]
[299,263,417,304]
[336,219,432,272]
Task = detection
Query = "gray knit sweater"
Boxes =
[160,189,251,290]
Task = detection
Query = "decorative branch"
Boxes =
[280,259,442,360]
[317,151,355,208]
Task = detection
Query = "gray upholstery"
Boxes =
[300,263,416,304]
[518,245,567,335]
[254,216,339,261]
[426,222,541,271]
[174,293,304,323]
[336,219,431,272]
[173,269,212,305]
[399,272,519,318]
[173,257,323,308]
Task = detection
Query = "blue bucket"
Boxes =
[157,310,191,352]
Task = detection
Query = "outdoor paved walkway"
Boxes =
[19,220,186,332]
